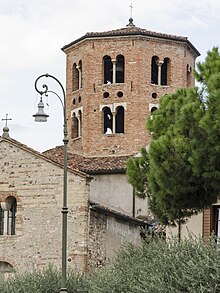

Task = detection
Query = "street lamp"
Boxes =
[33,73,69,293]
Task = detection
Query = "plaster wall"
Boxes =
[89,173,148,218]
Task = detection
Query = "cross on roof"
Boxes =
[129,3,133,19]
[2,113,12,127]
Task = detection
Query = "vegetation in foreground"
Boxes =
[1,236,220,293]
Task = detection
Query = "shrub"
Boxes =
[1,237,220,292]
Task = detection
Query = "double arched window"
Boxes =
[103,55,125,84]
[71,108,82,139]
[0,196,17,235]
[102,105,125,134]
[151,56,170,86]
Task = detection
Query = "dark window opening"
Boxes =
[103,107,113,134]
[79,60,82,88]
[72,63,79,91]
[116,55,124,83]
[187,64,192,87]
[71,114,79,139]
[151,56,159,84]
[115,106,124,133]
[151,106,158,114]
[78,110,82,137]
[161,58,170,86]
[0,206,4,235]
[7,198,16,235]
[103,56,113,84]
[212,206,220,238]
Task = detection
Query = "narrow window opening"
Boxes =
[72,63,79,91]
[0,206,4,235]
[116,55,124,83]
[78,60,82,89]
[161,58,170,86]
[151,56,159,84]
[103,56,113,84]
[7,198,16,236]
[78,110,82,137]
[187,64,192,87]
[71,114,79,139]
[103,107,113,134]
[115,106,124,133]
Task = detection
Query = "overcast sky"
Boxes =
[0,0,220,152]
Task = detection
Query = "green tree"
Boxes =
[127,47,220,238]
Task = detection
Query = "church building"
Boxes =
[0,17,200,275]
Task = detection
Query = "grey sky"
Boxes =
[0,0,220,152]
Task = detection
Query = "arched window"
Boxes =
[103,56,113,84]
[0,197,17,235]
[0,261,14,277]
[116,55,125,83]
[78,110,82,137]
[7,197,16,235]
[161,58,170,86]
[151,56,159,84]
[103,107,113,134]
[78,60,82,89]
[0,205,4,235]
[71,113,79,139]
[187,64,192,87]
[115,106,124,133]
[151,106,158,114]
[72,63,79,91]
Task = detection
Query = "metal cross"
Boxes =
[2,113,12,127]
[130,3,133,19]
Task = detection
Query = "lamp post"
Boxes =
[33,73,68,293]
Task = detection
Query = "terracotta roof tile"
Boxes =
[43,146,130,174]
[62,24,200,57]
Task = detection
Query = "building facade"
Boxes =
[0,19,201,274]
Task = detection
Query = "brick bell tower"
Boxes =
[62,18,200,157]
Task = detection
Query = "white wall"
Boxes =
[90,173,148,218]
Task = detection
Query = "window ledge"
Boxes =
[72,136,81,141]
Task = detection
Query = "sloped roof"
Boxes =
[43,146,130,174]
[0,136,88,178]
[62,23,200,57]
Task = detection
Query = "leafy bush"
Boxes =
[1,237,220,292]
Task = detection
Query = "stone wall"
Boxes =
[88,210,142,270]
[0,138,89,272]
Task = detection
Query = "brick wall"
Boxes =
[64,34,198,157]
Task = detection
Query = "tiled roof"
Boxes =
[90,201,147,226]
[0,136,88,178]
[43,146,131,174]
[62,23,200,57]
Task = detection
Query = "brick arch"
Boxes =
[0,256,17,269]
[0,191,19,203]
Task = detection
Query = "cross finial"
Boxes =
[130,3,133,19]
[2,113,12,127]
[127,3,135,27]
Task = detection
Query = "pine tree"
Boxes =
[126,48,220,238]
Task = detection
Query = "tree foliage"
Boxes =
[2,237,220,293]
[126,47,220,226]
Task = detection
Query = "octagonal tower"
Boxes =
[62,19,200,157]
